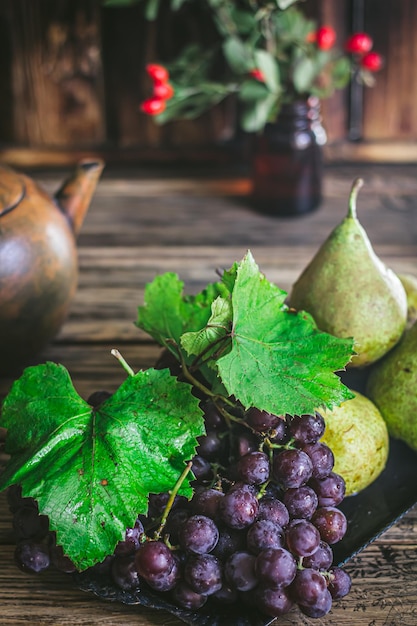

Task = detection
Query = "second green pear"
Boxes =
[367,320,417,451]
[289,178,407,367]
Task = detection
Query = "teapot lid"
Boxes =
[0,165,25,217]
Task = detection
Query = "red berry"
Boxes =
[360,51,383,72]
[316,26,337,51]
[345,32,373,55]
[153,82,174,100]
[140,97,166,115]
[146,63,169,84]
[248,68,265,82]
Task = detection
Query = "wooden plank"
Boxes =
[363,0,417,140]
[8,0,105,147]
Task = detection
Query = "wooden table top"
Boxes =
[1,162,417,625]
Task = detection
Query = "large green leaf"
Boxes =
[217,252,354,415]
[0,363,204,570]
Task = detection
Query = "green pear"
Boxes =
[321,391,389,496]
[367,321,417,451]
[289,178,407,367]
[398,273,417,328]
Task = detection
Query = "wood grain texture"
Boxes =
[363,0,417,140]
[1,164,417,625]
[8,0,105,147]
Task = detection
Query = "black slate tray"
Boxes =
[74,434,417,626]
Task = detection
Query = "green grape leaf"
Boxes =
[216,252,354,415]
[0,362,204,571]
[136,273,228,354]
[181,296,232,358]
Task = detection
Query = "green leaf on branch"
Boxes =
[136,273,229,355]
[240,93,278,132]
[216,252,354,415]
[0,363,204,571]
[222,36,253,74]
[293,56,317,93]
[239,79,270,102]
[181,296,232,358]
[254,50,281,93]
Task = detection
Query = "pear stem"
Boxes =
[348,177,364,219]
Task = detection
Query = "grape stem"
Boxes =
[153,461,193,541]
[111,349,135,377]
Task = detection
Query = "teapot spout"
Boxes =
[55,159,105,236]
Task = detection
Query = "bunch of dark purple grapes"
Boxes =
[8,401,352,621]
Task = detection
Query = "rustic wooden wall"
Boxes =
[4,0,106,147]
[0,0,414,164]
[363,0,417,140]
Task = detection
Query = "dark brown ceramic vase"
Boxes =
[251,96,326,216]
[0,159,104,375]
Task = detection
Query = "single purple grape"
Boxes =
[289,412,325,444]
[255,547,297,588]
[171,581,208,610]
[15,541,50,574]
[285,519,321,558]
[245,408,282,433]
[246,519,284,554]
[328,567,352,599]
[236,451,270,485]
[283,485,318,520]
[254,585,294,617]
[290,567,327,606]
[145,554,181,592]
[190,454,213,482]
[111,555,141,590]
[179,515,219,555]
[202,402,225,431]
[219,484,259,529]
[257,497,290,528]
[268,418,289,444]
[233,430,260,458]
[273,449,313,489]
[191,488,224,519]
[312,507,348,545]
[302,442,335,479]
[299,588,333,618]
[184,553,223,595]
[310,472,346,507]
[135,540,174,578]
[224,551,257,591]
[197,431,222,460]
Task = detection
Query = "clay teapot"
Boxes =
[0,159,104,375]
